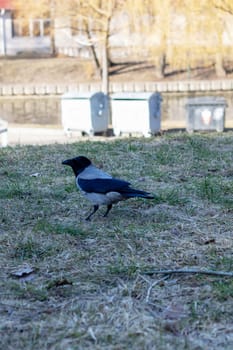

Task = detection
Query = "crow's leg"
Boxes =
[85,205,99,221]
[103,204,113,218]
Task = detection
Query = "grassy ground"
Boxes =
[0,132,233,349]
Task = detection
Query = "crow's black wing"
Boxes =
[78,178,131,194]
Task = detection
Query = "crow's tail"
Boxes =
[122,188,154,199]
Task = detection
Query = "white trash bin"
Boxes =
[111,92,162,137]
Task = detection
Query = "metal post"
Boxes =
[29,19,33,37]
[0,9,6,55]
[40,19,44,37]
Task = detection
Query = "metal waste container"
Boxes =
[186,96,227,133]
[61,92,109,135]
[111,92,162,137]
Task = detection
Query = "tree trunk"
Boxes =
[89,42,102,78]
[101,36,112,127]
[215,52,226,77]
[101,39,109,94]
[101,11,111,95]
[50,0,56,56]
[156,53,166,78]
[50,21,56,56]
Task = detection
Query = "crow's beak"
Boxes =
[62,159,70,165]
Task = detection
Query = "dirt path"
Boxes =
[6,125,114,146]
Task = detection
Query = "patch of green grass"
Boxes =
[154,187,188,206]
[0,181,29,199]
[155,144,181,166]
[12,236,56,260]
[195,176,233,208]
[107,262,138,277]
[8,281,49,301]
[197,176,221,202]
[64,182,76,193]
[215,256,233,271]
[212,280,233,301]
[13,239,43,260]
[34,219,88,236]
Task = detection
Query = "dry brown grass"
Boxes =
[1,56,233,85]
[0,57,97,85]
[0,133,233,349]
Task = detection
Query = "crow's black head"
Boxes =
[62,156,92,176]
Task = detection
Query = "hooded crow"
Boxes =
[62,156,154,220]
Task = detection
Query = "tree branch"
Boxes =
[83,20,102,77]
[213,0,233,15]
[88,3,110,18]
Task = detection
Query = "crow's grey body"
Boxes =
[62,156,154,220]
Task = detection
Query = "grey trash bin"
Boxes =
[111,92,162,137]
[186,96,227,133]
[61,92,109,135]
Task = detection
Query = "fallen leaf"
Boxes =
[47,278,73,289]
[163,321,180,335]
[10,264,34,278]
[208,168,218,173]
[179,176,188,182]
[204,238,216,245]
[30,173,40,177]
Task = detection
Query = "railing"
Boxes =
[11,18,51,37]
[0,80,233,96]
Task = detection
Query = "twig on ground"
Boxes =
[142,268,233,277]
[139,275,169,303]
[104,265,233,278]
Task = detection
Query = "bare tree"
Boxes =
[77,0,118,94]
[213,0,233,14]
